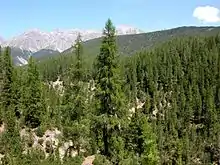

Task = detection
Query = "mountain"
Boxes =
[116,25,144,35]
[11,48,32,66]
[2,25,143,53]
[63,26,220,56]
[3,26,220,66]
[2,47,31,66]
[32,49,60,59]
[0,37,30,66]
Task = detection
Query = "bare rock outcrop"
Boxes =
[19,127,89,163]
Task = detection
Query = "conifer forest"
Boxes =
[1,19,220,165]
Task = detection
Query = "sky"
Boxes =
[0,0,220,39]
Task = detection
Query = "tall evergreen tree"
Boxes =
[11,68,23,119]
[126,110,159,164]
[61,33,91,156]
[94,19,128,163]
[62,33,86,123]
[23,57,46,128]
[74,33,83,82]
[0,47,22,159]
[0,47,15,129]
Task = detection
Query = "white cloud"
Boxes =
[193,6,220,23]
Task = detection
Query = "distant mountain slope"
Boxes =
[0,47,32,66]
[2,25,143,53]
[32,49,60,59]
[11,48,60,65]
[0,46,58,66]
[73,26,220,56]
[36,26,220,81]
[10,47,32,66]
[4,26,220,66]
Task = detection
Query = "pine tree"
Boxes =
[62,33,85,122]
[94,19,128,163]
[70,33,86,123]
[23,57,46,128]
[0,47,15,130]
[124,57,137,104]
[73,33,83,82]
[11,68,23,119]
[61,33,91,155]
[0,47,22,159]
[140,114,159,165]
[126,110,159,164]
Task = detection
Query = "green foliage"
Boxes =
[1,47,13,123]
[72,33,84,82]
[63,155,83,165]
[93,154,113,165]
[93,19,129,163]
[34,126,45,137]
[0,47,22,159]
[22,57,46,128]
[2,20,220,165]
[140,116,159,164]
[37,26,220,83]
[60,32,92,160]
[125,111,159,165]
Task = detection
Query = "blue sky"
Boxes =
[1,0,220,39]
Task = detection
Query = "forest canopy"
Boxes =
[1,19,220,165]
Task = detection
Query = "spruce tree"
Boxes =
[140,115,159,165]
[61,33,91,155]
[70,33,86,123]
[0,47,22,159]
[0,47,15,130]
[74,33,83,82]
[23,57,46,128]
[11,68,23,119]
[94,19,128,163]
[62,33,86,123]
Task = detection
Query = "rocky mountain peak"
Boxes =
[116,25,144,35]
[2,25,144,53]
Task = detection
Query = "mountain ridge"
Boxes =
[1,26,220,66]
[1,25,144,53]
[63,26,220,56]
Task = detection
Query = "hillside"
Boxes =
[3,26,220,65]
[62,26,220,57]
[1,47,31,66]
[2,25,143,53]
[32,49,60,59]
[36,26,220,81]
[2,27,220,165]
[2,17,220,164]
